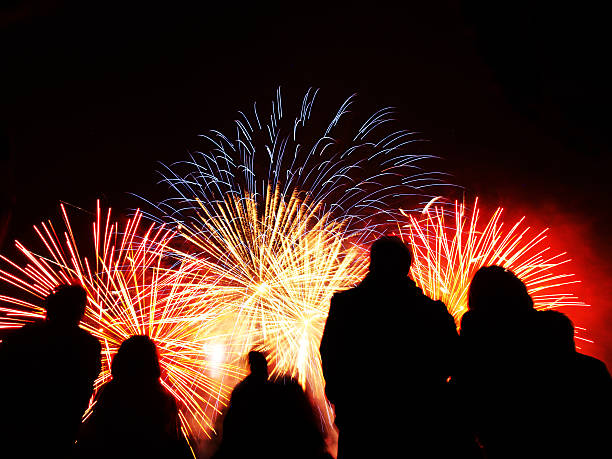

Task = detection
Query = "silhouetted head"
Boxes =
[44,283,87,327]
[468,265,534,314]
[369,236,412,278]
[111,335,161,383]
[248,350,268,379]
[537,310,576,354]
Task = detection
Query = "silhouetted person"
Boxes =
[458,266,543,458]
[266,376,331,459]
[0,283,101,458]
[215,350,270,459]
[76,335,190,459]
[230,350,269,403]
[215,351,331,459]
[320,236,472,458]
[534,310,612,457]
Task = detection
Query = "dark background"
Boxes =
[1,1,611,366]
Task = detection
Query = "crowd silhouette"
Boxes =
[0,237,610,458]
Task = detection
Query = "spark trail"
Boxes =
[401,198,586,324]
[0,202,247,450]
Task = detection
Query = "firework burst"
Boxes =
[166,186,368,427]
[0,86,594,457]
[2,89,448,444]
[144,88,450,430]
[401,198,586,324]
[150,88,451,243]
[0,202,247,450]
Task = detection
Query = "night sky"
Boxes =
[2,1,611,366]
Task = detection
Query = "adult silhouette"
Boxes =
[320,236,468,458]
[231,350,270,404]
[215,350,271,459]
[215,351,331,459]
[534,310,612,457]
[0,283,101,458]
[458,266,541,458]
[76,335,190,459]
[266,376,331,459]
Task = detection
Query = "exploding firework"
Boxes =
[2,89,447,444]
[401,198,586,324]
[0,202,248,451]
[150,88,450,243]
[0,194,368,443]
[146,88,449,431]
[169,187,368,426]
[0,85,594,456]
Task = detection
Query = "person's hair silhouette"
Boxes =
[111,334,161,382]
[0,282,101,459]
[537,309,576,354]
[44,283,88,326]
[247,349,268,380]
[468,265,534,314]
[76,335,190,459]
[369,235,412,277]
[44,284,87,326]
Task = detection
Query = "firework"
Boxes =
[2,89,448,443]
[0,193,368,441]
[401,198,586,324]
[0,202,247,450]
[0,84,593,456]
[149,88,451,243]
[166,186,368,427]
[146,89,451,431]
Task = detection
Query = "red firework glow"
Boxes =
[400,198,589,337]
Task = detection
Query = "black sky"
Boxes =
[1,1,611,364]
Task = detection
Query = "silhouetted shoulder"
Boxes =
[412,285,454,318]
[76,327,102,349]
[0,321,42,342]
[0,323,48,363]
[576,352,612,381]
[328,287,362,317]
[331,286,361,303]
[429,298,452,315]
